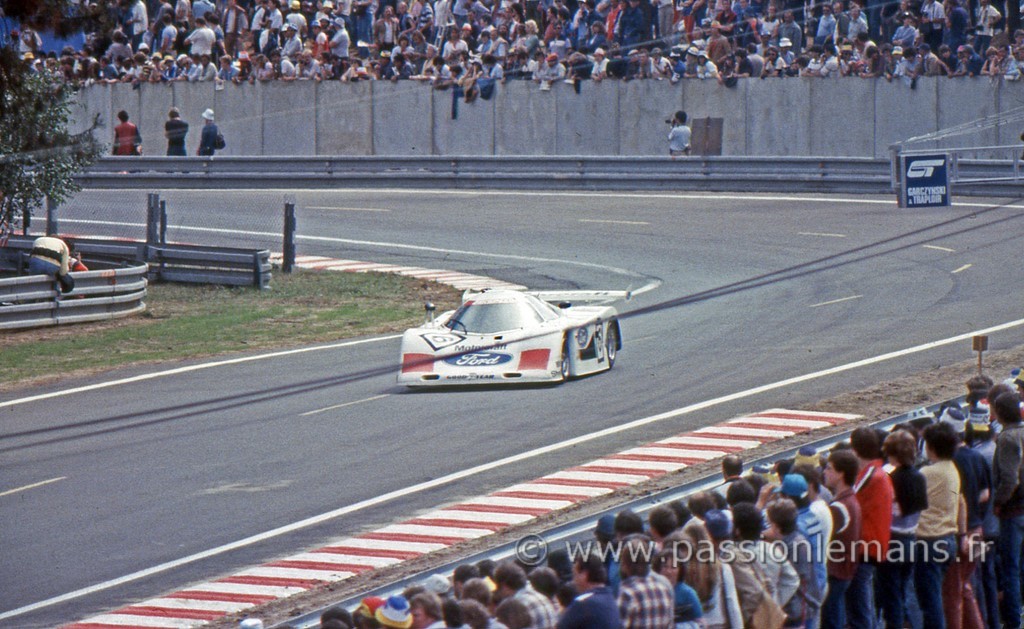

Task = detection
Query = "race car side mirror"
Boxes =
[424,301,436,323]
[557,301,572,309]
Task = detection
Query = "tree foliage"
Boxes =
[1,2,107,242]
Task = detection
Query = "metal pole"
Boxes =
[46,196,58,236]
[283,202,296,274]
[159,200,167,245]
[146,193,159,246]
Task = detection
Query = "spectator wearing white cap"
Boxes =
[198,108,223,156]
[281,23,304,60]
[694,50,719,79]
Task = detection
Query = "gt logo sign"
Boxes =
[900,153,950,208]
[906,159,946,178]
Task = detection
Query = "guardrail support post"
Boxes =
[159,200,167,245]
[283,202,296,274]
[889,145,900,193]
[146,193,160,246]
[45,196,58,236]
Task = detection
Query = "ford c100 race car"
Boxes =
[397,288,626,387]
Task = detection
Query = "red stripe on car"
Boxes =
[518,349,551,370]
[402,353,435,373]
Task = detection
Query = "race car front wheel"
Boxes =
[605,324,618,369]
[559,337,571,382]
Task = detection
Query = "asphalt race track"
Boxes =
[4,188,1024,627]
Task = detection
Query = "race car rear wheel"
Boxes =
[559,337,571,382]
[605,324,618,369]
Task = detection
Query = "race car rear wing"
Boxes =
[460,287,632,305]
[528,290,632,305]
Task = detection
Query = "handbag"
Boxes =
[748,562,786,629]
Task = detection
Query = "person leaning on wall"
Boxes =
[28,235,76,293]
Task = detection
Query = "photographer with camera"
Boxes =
[668,110,691,157]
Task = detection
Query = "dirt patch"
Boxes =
[202,343,1024,628]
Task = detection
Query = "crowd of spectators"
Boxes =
[8,0,1024,94]
[266,371,1024,629]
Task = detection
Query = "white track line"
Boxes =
[0,336,400,410]
[98,187,1022,209]
[810,295,863,308]
[57,219,662,296]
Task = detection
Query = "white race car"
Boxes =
[397,288,626,387]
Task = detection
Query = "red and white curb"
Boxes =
[268,254,526,292]
[64,408,859,629]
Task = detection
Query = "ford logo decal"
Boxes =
[444,351,514,367]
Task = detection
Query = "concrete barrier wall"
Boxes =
[72,78,1022,158]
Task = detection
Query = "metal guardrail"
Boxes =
[75,156,895,193]
[75,155,1024,195]
[277,399,952,629]
[0,265,148,331]
[150,243,272,289]
[1,235,271,290]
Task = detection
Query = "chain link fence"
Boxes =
[52,189,291,255]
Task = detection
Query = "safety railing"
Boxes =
[76,156,896,193]
[0,264,148,331]
[2,231,272,290]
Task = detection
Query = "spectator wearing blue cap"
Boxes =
[595,514,621,596]
[773,473,827,599]
[821,450,863,629]
[790,464,834,548]
[376,594,414,628]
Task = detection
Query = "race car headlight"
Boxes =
[575,326,590,347]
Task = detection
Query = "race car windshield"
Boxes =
[446,301,543,334]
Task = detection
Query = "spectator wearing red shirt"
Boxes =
[112,110,141,155]
[849,427,893,629]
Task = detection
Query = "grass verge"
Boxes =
[1,269,461,391]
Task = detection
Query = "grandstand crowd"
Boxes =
[8,0,1024,91]
[287,372,1024,629]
